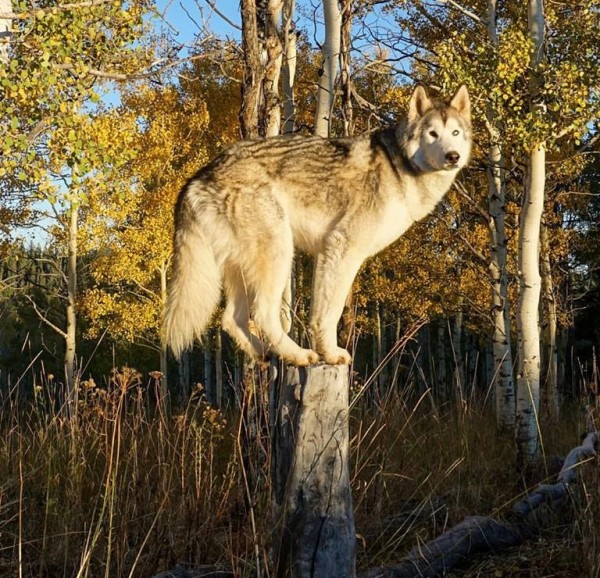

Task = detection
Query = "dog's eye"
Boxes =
[429,130,438,138]
[452,129,460,136]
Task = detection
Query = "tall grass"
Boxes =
[0,366,597,577]
[0,368,245,577]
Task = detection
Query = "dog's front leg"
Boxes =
[310,236,363,365]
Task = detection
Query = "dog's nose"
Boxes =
[446,151,460,164]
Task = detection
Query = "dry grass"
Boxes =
[0,367,597,578]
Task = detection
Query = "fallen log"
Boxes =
[358,516,521,578]
[358,431,599,578]
[512,430,598,520]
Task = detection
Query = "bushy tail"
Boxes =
[164,224,221,358]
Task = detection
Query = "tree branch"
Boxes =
[204,0,241,31]
[453,181,490,223]
[24,294,68,339]
[437,0,483,25]
[51,47,220,82]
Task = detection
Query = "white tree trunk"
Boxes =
[0,0,11,65]
[240,0,262,138]
[516,0,546,467]
[314,0,341,137]
[264,0,283,137]
[486,0,515,431]
[282,0,297,135]
[65,202,78,399]
[516,143,545,466]
[489,163,515,429]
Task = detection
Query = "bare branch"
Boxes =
[51,47,220,82]
[204,0,241,30]
[130,278,158,300]
[437,0,483,25]
[453,180,490,222]
[24,294,68,339]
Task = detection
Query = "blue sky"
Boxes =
[155,0,241,51]
[152,1,409,80]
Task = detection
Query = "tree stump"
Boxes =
[272,364,356,578]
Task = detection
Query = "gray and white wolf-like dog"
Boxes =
[165,84,471,366]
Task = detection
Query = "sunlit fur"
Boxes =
[164,85,472,366]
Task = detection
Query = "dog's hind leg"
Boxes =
[222,264,269,360]
[246,228,319,367]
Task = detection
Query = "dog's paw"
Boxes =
[286,348,320,367]
[320,347,352,365]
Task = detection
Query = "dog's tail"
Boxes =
[164,214,222,358]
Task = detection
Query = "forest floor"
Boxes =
[0,371,597,577]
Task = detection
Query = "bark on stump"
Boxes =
[272,364,356,578]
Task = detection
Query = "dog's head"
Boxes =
[404,85,472,173]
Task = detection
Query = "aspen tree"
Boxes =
[314,0,341,137]
[515,0,546,467]
[281,0,297,134]
[0,0,153,399]
[486,0,515,430]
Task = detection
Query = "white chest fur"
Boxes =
[368,170,457,256]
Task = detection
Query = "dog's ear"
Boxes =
[450,85,471,120]
[408,85,433,121]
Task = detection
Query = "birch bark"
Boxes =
[272,365,355,578]
[515,0,546,467]
[516,146,545,466]
[264,0,283,137]
[65,202,78,399]
[339,0,353,137]
[240,0,262,138]
[314,0,341,137]
[486,0,515,430]
[281,0,297,135]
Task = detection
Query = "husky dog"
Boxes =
[165,85,471,366]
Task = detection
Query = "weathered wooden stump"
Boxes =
[272,364,356,578]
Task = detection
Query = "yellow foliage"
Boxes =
[81,77,239,344]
